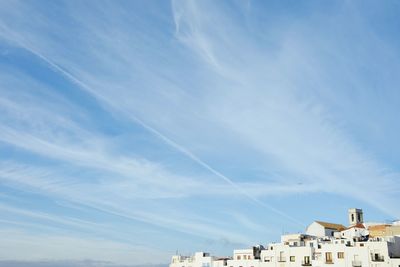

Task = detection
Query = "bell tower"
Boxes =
[348,208,363,226]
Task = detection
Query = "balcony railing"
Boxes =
[278,257,286,262]
[352,260,362,267]
[325,260,334,264]
[371,256,384,262]
[301,261,312,266]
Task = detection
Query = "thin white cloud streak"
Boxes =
[0,143,258,243]
[0,1,399,260]
[170,0,400,218]
[0,81,206,199]
[0,201,209,260]
[0,19,303,227]
[0,162,278,247]
[0,203,103,231]
[0,71,297,246]
[2,0,398,219]
[0,73,265,247]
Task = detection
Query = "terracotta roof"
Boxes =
[345,223,365,230]
[315,221,346,231]
[368,224,389,230]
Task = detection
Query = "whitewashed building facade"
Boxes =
[170,209,400,267]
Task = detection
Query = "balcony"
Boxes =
[352,260,362,267]
[278,257,286,262]
[371,256,384,262]
[301,261,312,266]
[325,260,334,264]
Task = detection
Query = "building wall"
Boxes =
[226,259,259,267]
[233,249,255,260]
[306,222,326,237]
[170,233,400,267]
[386,226,400,237]
[259,242,313,267]
[170,253,214,267]
[390,258,400,267]
[171,239,400,267]
[369,225,389,238]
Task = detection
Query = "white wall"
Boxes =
[306,222,326,237]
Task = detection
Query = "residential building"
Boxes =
[170,209,400,267]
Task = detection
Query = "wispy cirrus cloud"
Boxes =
[0,0,400,264]
[0,2,306,228]
[170,0,400,216]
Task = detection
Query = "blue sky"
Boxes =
[1,0,400,266]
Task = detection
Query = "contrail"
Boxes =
[0,24,304,227]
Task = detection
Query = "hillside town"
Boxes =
[170,209,400,267]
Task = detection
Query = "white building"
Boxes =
[306,221,346,238]
[349,209,364,226]
[170,209,400,267]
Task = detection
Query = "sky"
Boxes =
[1,0,400,266]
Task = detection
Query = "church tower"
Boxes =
[348,208,363,226]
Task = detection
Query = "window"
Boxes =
[338,252,344,259]
[304,256,310,265]
[326,252,333,263]
[372,253,384,261]
[290,256,295,262]
[279,251,286,262]
[237,256,241,260]
[351,214,355,222]
[360,243,364,247]
[357,213,361,222]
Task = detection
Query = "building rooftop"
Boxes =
[315,221,346,231]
